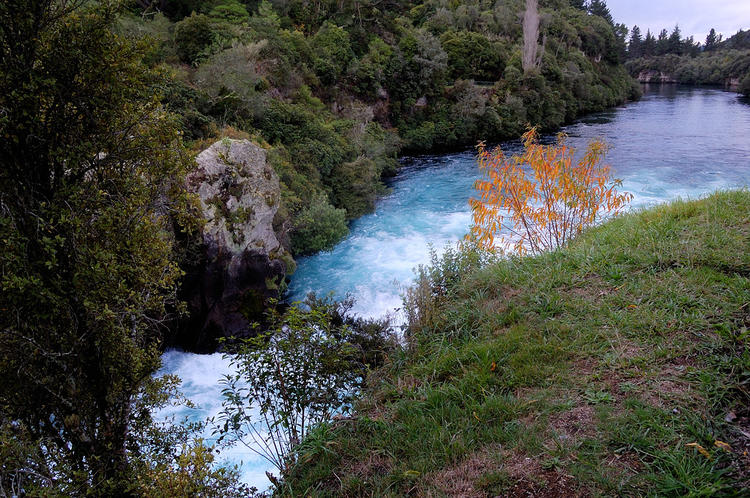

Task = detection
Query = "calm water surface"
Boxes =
[163,86,750,489]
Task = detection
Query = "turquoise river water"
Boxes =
[161,86,750,490]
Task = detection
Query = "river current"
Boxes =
[161,86,750,489]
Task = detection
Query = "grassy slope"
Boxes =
[284,191,750,497]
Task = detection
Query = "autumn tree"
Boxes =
[468,129,632,255]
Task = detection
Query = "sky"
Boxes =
[606,0,750,42]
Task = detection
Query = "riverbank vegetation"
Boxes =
[282,190,750,495]
[123,0,640,254]
[0,1,250,495]
[625,26,750,94]
[468,129,632,254]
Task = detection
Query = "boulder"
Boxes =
[178,139,292,352]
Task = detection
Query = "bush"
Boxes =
[174,13,216,65]
[469,128,632,254]
[310,21,355,85]
[217,298,393,480]
[208,0,250,23]
[291,194,349,254]
[194,41,268,124]
[402,243,492,336]
[328,157,380,219]
[440,30,506,81]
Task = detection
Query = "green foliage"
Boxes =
[208,0,250,24]
[403,243,495,335]
[283,191,750,495]
[329,157,380,219]
[440,30,506,81]
[0,1,241,494]
[174,13,217,64]
[310,21,355,85]
[217,298,392,479]
[627,49,750,88]
[129,0,639,254]
[740,73,750,97]
[290,194,349,255]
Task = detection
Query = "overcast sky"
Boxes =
[606,0,749,42]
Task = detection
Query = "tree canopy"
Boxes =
[0,1,246,494]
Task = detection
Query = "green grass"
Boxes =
[283,191,750,497]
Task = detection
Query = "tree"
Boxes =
[643,29,656,56]
[569,0,587,10]
[588,0,613,26]
[656,28,669,55]
[0,1,208,494]
[217,298,392,483]
[468,129,632,254]
[613,22,629,61]
[522,0,541,73]
[628,25,643,59]
[668,24,683,55]
[705,28,719,51]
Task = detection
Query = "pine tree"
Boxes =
[705,28,719,51]
[643,29,656,57]
[628,25,643,59]
[588,0,613,26]
[656,28,669,55]
[569,0,586,10]
[668,24,683,55]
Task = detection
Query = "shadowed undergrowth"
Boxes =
[282,190,750,497]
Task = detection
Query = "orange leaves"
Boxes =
[468,128,632,255]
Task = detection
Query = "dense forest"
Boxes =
[122,0,640,255]
[625,24,750,95]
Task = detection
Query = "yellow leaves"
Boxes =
[469,127,631,255]
[714,440,732,452]
[686,442,711,458]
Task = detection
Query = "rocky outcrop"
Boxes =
[178,139,293,352]
[637,70,678,84]
[726,77,741,89]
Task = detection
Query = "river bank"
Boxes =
[288,85,750,317]
[284,189,750,495]
[161,85,750,491]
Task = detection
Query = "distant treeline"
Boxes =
[624,25,750,95]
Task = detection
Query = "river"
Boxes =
[161,86,750,490]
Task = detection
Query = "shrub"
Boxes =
[328,156,380,219]
[440,30,505,81]
[217,299,383,479]
[402,243,492,336]
[208,0,250,23]
[290,194,349,254]
[174,13,216,65]
[469,128,632,254]
[194,41,268,123]
[310,21,355,85]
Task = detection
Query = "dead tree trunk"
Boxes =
[522,0,540,73]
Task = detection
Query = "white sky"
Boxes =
[606,0,749,42]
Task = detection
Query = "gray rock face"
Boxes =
[180,139,291,351]
[637,70,678,84]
